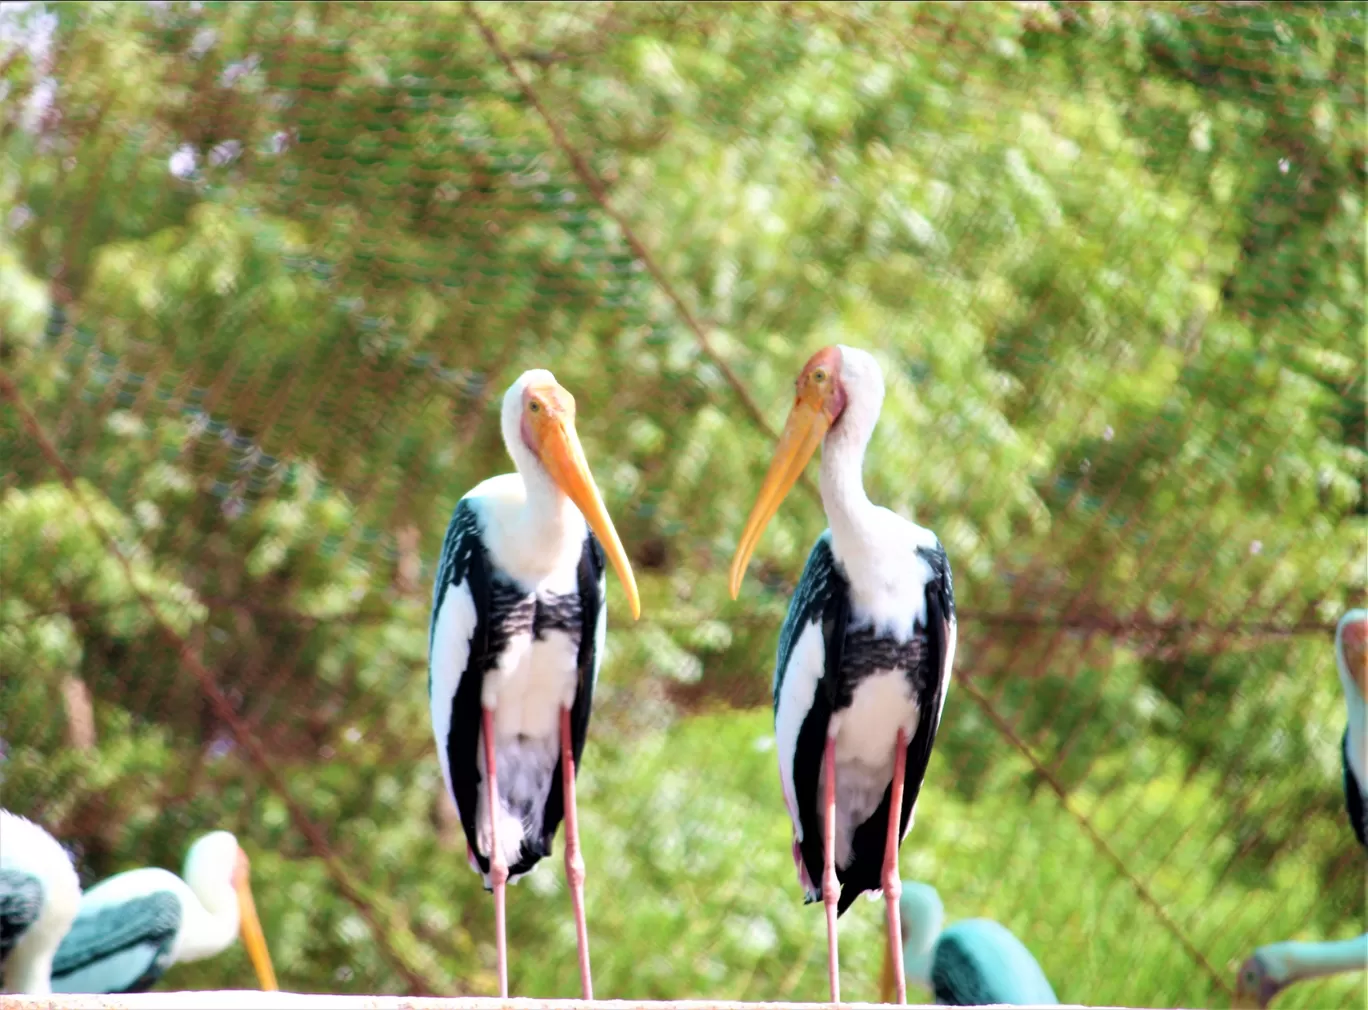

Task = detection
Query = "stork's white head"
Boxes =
[184,831,278,992]
[500,369,641,620]
[727,344,885,598]
[1335,609,1367,699]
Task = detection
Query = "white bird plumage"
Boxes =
[0,809,81,994]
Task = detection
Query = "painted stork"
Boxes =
[49,830,277,994]
[428,368,640,999]
[1,810,81,994]
[1234,609,1368,1008]
[728,345,956,1003]
[881,881,1058,1007]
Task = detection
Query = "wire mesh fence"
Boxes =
[1,2,1363,1008]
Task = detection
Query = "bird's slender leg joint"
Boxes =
[882,727,908,1005]
[482,706,509,998]
[560,705,593,999]
[823,734,840,1004]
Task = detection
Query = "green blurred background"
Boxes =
[1,2,1363,1007]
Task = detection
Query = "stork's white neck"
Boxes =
[175,873,241,962]
[818,358,883,568]
[1260,936,1368,987]
[176,833,242,962]
[513,445,582,553]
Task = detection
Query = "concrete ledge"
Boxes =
[0,994,1187,1010]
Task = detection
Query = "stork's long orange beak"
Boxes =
[728,394,831,599]
[234,849,278,991]
[538,413,641,620]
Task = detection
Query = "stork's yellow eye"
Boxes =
[812,368,827,383]
[529,400,541,413]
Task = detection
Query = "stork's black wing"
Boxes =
[50,891,181,994]
[429,497,497,877]
[1343,729,1367,851]
[0,869,42,963]
[775,532,851,906]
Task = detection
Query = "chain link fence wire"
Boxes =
[1,2,1363,1007]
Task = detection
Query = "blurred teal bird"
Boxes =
[1233,609,1368,1008]
[882,881,1058,1007]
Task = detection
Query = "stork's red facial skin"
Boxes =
[1343,616,1368,694]
[796,346,848,426]
[521,382,575,458]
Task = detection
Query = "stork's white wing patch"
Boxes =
[429,577,478,810]
[774,619,826,840]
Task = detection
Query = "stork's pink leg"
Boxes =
[823,735,840,1004]
[560,706,593,999]
[883,728,908,1004]
[482,707,509,998]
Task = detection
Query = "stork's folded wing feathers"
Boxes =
[774,532,850,903]
[50,891,181,994]
[0,869,43,962]
[900,542,956,843]
[429,498,495,877]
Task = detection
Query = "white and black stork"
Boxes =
[428,369,640,999]
[728,345,956,1003]
[1234,609,1368,1007]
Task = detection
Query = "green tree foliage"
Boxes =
[1,2,1362,1006]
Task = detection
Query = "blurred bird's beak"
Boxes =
[728,393,831,599]
[234,849,279,991]
[537,407,641,620]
